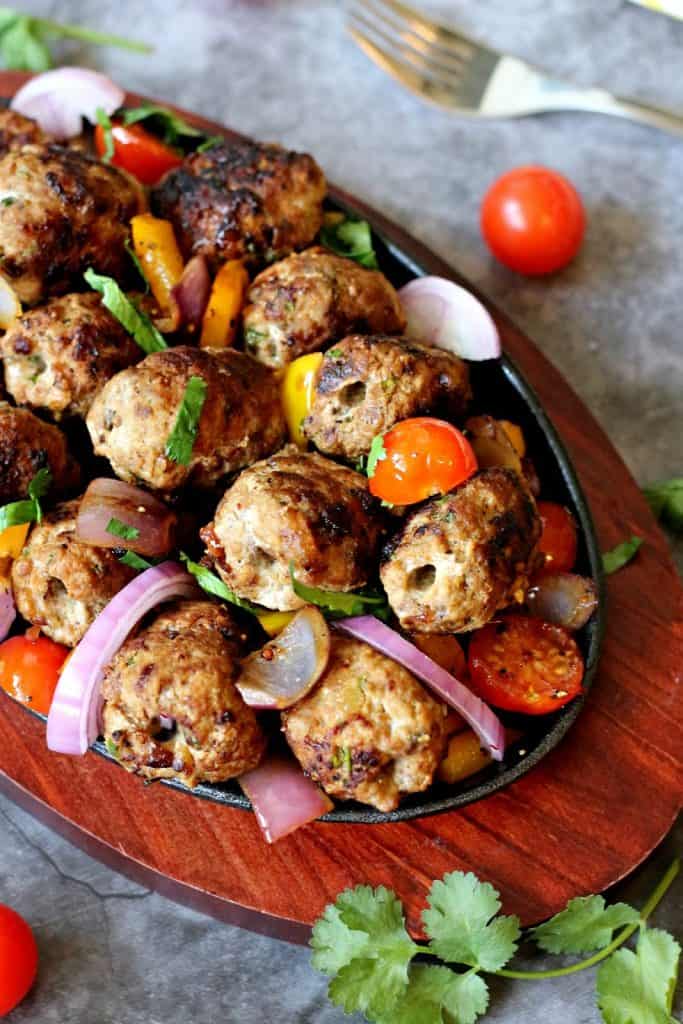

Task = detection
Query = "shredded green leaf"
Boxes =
[289,565,390,621]
[0,9,150,70]
[366,434,387,480]
[532,896,639,955]
[95,107,114,163]
[106,517,139,542]
[164,376,208,466]
[120,102,204,147]
[602,536,643,575]
[179,553,262,614]
[320,215,379,269]
[118,550,156,571]
[104,738,119,758]
[84,268,166,355]
[196,134,224,154]
[643,477,683,534]
[0,468,52,532]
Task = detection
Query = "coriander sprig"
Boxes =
[0,8,150,71]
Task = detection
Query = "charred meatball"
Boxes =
[282,635,450,812]
[201,447,383,611]
[11,499,135,646]
[87,346,285,493]
[0,143,144,304]
[1,292,141,419]
[241,247,405,368]
[381,468,541,634]
[152,140,325,269]
[303,335,471,459]
[0,402,79,503]
[101,600,266,786]
[0,110,49,156]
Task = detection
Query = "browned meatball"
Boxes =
[0,143,144,305]
[152,140,325,270]
[0,110,49,155]
[282,635,450,812]
[201,447,383,611]
[87,346,285,493]
[1,292,141,419]
[303,335,471,459]
[0,402,79,503]
[241,247,405,368]
[101,599,266,787]
[380,468,541,634]
[11,499,135,646]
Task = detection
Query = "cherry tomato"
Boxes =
[481,166,585,275]
[0,633,68,715]
[537,501,578,575]
[369,418,477,506]
[94,121,183,185]
[0,905,38,1016]
[468,614,584,715]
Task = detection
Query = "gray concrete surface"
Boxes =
[1,1,681,1021]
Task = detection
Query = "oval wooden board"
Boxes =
[0,74,680,942]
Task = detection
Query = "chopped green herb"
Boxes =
[84,268,166,354]
[0,468,52,533]
[118,550,156,571]
[95,107,114,163]
[179,553,262,614]
[104,738,119,758]
[366,433,387,480]
[320,215,378,269]
[1,195,15,206]
[196,134,224,154]
[243,327,268,351]
[332,746,353,776]
[327,347,343,361]
[290,564,390,621]
[164,376,208,466]
[106,517,139,542]
[0,8,150,71]
[643,477,683,533]
[121,103,203,147]
[602,536,642,575]
[27,353,45,383]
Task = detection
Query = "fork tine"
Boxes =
[349,6,466,88]
[360,0,492,62]
[351,0,468,77]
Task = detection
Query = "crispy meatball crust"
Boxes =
[11,499,136,647]
[282,636,450,812]
[86,345,285,493]
[101,600,266,786]
[1,292,141,419]
[0,110,49,156]
[380,468,541,634]
[303,334,471,459]
[152,140,326,270]
[0,143,144,305]
[201,447,384,611]
[0,402,79,503]
[241,247,405,368]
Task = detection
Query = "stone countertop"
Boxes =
[1,1,681,1021]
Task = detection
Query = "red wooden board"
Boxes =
[0,75,680,941]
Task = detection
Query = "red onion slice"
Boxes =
[47,562,198,756]
[11,68,124,139]
[75,478,177,557]
[171,256,211,331]
[335,616,506,760]
[0,580,16,643]
[526,573,598,631]
[399,276,502,361]
[236,607,330,709]
[239,755,334,843]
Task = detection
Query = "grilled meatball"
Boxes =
[87,345,285,493]
[1,292,141,419]
[0,143,144,305]
[101,599,265,786]
[0,110,49,156]
[11,499,135,647]
[282,635,450,812]
[152,140,325,270]
[303,334,471,459]
[0,402,79,503]
[381,468,541,634]
[241,247,405,368]
[201,447,383,611]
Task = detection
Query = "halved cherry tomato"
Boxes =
[0,904,38,1016]
[468,614,584,715]
[481,166,585,275]
[0,633,68,715]
[537,501,578,575]
[94,121,182,185]
[369,418,477,506]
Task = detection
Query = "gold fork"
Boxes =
[348,0,683,137]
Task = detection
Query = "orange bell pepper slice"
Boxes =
[131,213,184,312]
[200,260,249,349]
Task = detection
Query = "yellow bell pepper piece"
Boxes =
[0,522,29,560]
[131,213,184,312]
[281,352,324,447]
[499,420,526,458]
[200,259,249,349]
[257,610,296,637]
[437,730,492,785]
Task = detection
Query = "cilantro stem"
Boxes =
[495,858,680,981]
[35,17,152,53]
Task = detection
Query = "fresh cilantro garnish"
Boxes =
[104,738,119,758]
[327,347,343,361]
[596,927,681,1024]
[643,477,683,533]
[164,376,208,466]
[532,895,638,954]
[290,565,390,621]
[118,550,156,571]
[196,134,224,154]
[366,434,387,480]
[392,965,489,1024]
[0,467,51,532]
[106,517,139,542]
[95,107,114,163]
[320,215,378,269]
[602,536,642,575]
[84,268,166,354]
[0,9,150,71]
[179,553,261,614]
[120,103,203,147]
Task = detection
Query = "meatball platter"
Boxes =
[0,70,604,844]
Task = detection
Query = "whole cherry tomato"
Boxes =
[0,633,68,715]
[368,418,477,506]
[537,501,578,575]
[0,904,38,1016]
[481,166,585,275]
[94,120,183,185]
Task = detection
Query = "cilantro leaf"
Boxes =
[385,964,489,1024]
[596,927,681,1024]
[311,903,370,975]
[84,269,167,354]
[121,103,203,146]
[164,376,208,466]
[290,565,390,621]
[95,107,114,163]
[366,433,387,480]
[602,536,643,575]
[0,468,52,532]
[180,553,261,613]
[118,550,156,571]
[423,871,520,972]
[0,14,51,70]
[643,478,683,534]
[106,517,140,542]
[320,214,378,269]
[532,896,639,955]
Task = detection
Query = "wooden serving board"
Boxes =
[0,75,681,941]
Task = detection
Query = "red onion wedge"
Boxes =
[399,276,501,361]
[171,256,211,332]
[239,754,333,843]
[47,562,198,755]
[526,573,598,631]
[335,616,506,760]
[236,607,330,710]
[75,478,177,557]
[11,68,125,140]
[0,579,16,643]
